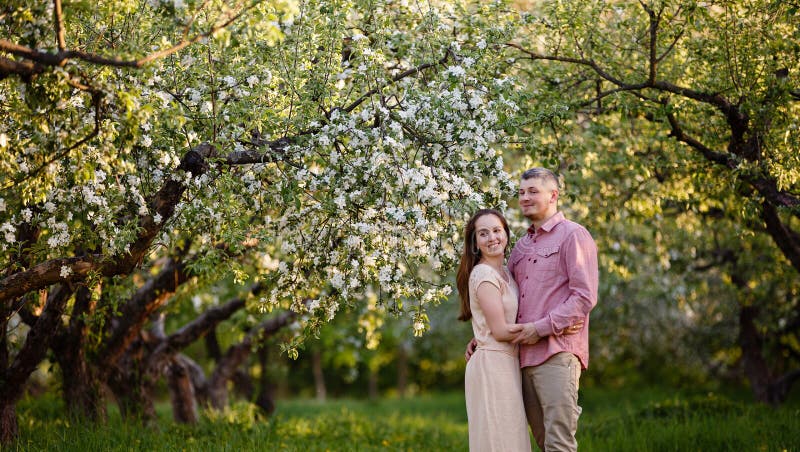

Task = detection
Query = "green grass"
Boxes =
[7,388,800,451]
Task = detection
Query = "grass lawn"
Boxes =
[8,386,800,451]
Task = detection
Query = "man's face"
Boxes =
[518,177,557,221]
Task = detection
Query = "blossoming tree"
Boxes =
[506,0,800,404]
[0,0,522,441]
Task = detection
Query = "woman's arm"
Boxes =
[476,281,523,342]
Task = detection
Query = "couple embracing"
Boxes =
[457,168,598,452]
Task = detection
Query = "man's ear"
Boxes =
[550,189,559,204]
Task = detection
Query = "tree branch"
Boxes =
[0,144,211,305]
[5,91,103,190]
[0,2,257,80]
[160,283,264,355]
[207,309,296,409]
[97,257,190,371]
[665,112,736,168]
[760,202,800,271]
[0,284,72,402]
[506,42,642,90]
[54,0,66,53]
[339,51,452,115]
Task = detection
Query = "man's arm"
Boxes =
[532,227,598,337]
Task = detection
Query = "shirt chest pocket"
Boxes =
[534,246,560,281]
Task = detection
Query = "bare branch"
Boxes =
[644,2,659,84]
[506,42,642,90]
[149,283,265,364]
[54,0,66,53]
[665,112,736,168]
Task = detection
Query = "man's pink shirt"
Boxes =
[508,211,598,370]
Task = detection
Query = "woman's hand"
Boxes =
[512,320,585,345]
[464,337,478,362]
[507,324,524,335]
[511,323,540,345]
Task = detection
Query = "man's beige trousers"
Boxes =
[521,352,582,452]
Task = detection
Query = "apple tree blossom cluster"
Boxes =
[0,0,524,352]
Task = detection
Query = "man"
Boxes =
[466,167,598,451]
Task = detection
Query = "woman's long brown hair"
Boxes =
[457,209,510,321]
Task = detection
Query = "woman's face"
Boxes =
[473,214,507,258]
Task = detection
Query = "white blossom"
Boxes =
[60,265,72,278]
[330,271,345,289]
[445,65,466,78]
[1,222,15,243]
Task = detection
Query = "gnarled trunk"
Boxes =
[55,286,105,421]
[0,285,71,444]
[61,360,105,421]
[167,359,198,424]
[106,339,157,421]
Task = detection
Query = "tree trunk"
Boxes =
[737,305,797,406]
[167,358,198,424]
[0,284,71,444]
[0,402,17,446]
[208,311,295,410]
[61,361,105,421]
[254,345,275,416]
[397,343,408,398]
[367,368,379,400]
[106,339,157,421]
[175,354,209,408]
[739,306,773,404]
[311,349,326,401]
[55,286,105,421]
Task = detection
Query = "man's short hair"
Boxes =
[521,167,559,190]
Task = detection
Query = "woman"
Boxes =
[457,209,531,451]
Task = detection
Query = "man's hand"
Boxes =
[563,321,584,335]
[464,337,477,362]
[511,322,541,345]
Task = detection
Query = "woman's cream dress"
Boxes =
[465,263,531,451]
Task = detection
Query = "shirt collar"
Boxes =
[527,211,565,236]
